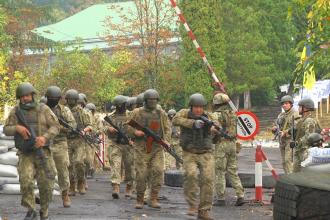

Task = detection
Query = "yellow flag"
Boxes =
[303,65,316,90]
[300,46,307,62]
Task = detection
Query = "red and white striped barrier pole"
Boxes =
[255,145,263,202]
[260,149,280,181]
[169,0,238,112]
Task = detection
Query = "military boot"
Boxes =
[112,183,120,199]
[186,205,198,216]
[197,209,214,220]
[235,197,245,206]
[135,193,144,209]
[39,210,49,220]
[69,180,76,196]
[213,199,226,206]
[62,190,71,208]
[24,209,38,220]
[149,190,161,208]
[78,180,86,195]
[125,184,132,198]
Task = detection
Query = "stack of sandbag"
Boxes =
[301,147,330,173]
[0,125,60,195]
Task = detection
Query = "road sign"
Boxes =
[236,111,259,140]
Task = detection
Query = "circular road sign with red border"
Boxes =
[236,111,260,140]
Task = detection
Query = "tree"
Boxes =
[178,0,226,105]
[104,0,180,99]
[28,46,129,106]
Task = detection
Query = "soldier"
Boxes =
[65,89,93,195]
[136,93,144,108]
[78,93,87,108]
[127,97,137,111]
[4,82,60,220]
[307,133,324,148]
[272,95,299,174]
[85,103,98,179]
[167,109,182,170]
[45,86,76,208]
[212,93,245,207]
[292,98,321,172]
[172,93,218,220]
[104,95,134,199]
[39,96,47,104]
[128,89,171,209]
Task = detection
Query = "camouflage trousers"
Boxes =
[17,149,56,214]
[51,142,70,191]
[183,150,215,210]
[109,143,135,186]
[279,140,293,174]
[84,143,95,172]
[215,141,244,199]
[135,144,164,195]
[164,139,182,170]
[68,138,86,182]
[293,147,308,173]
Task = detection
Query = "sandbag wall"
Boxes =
[0,125,60,195]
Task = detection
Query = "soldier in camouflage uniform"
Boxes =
[65,89,93,195]
[128,89,171,209]
[212,93,245,207]
[172,93,218,220]
[4,82,60,220]
[292,98,321,172]
[85,103,98,179]
[272,95,300,174]
[166,109,182,170]
[127,97,137,111]
[45,86,76,208]
[104,95,135,199]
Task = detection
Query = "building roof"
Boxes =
[32,1,178,45]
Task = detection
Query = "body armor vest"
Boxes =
[180,111,213,153]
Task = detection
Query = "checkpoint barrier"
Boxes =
[255,144,280,202]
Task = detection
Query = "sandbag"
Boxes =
[0,145,8,154]
[302,163,330,173]
[301,147,330,167]
[0,184,60,195]
[0,151,18,166]
[0,184,21,195]
[0,164,18,177]
[0,176,19,185]
[0,139,15,148]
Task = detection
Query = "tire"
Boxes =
[274,177,330,220]
[164,170,183,187]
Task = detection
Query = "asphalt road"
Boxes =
[0,171,274,220]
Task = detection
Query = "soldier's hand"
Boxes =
[35,136,47,148]
[83,127,92,133]
[128,140,134,146]
[210,126,218,134]
[134,130,145,137]
[108,127,117,134]
[193,120,204,129]
[16,125,30,139]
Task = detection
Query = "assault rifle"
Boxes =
[58,117,102,145]
[127,119,183,164]
[198,115,235,141]
[58,117,104,166]
[289,115,296,162]
[15,109,55,180]
[104,116,132,146]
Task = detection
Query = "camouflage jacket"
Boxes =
[128,106,171,146]
[104,111,131,145]
[67,105,93,138]
[213,106,236,143]
[4,103,60,149]
[295,112,321,152]
[51,104,76,146]
[276,107,300,142]
[172,109,217,153]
